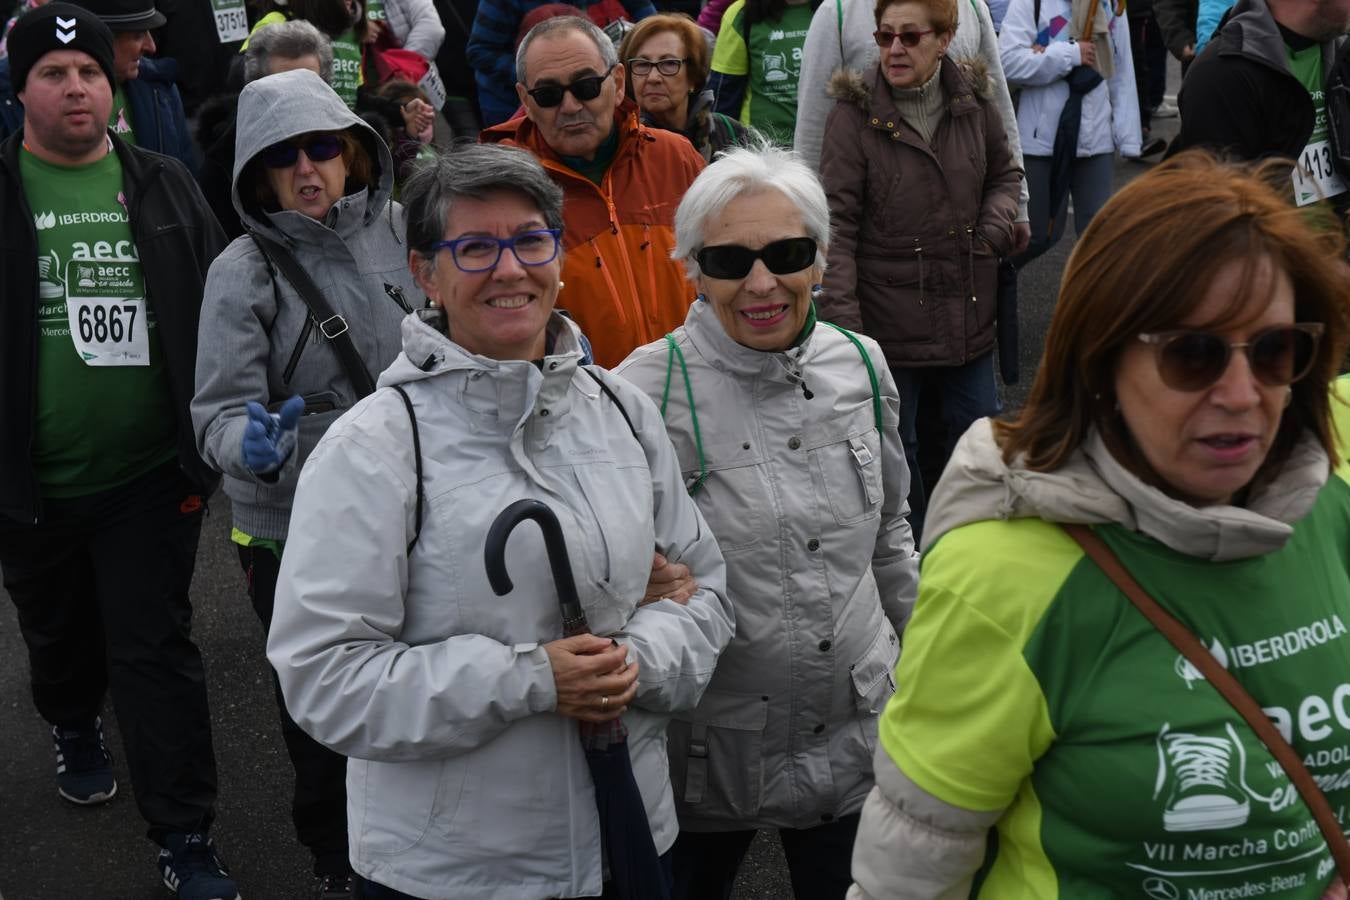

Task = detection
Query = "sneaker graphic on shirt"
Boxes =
[1154,722,1251,832]
[75,264,97,289]
[37,249,64,299]
[761,52,789,83]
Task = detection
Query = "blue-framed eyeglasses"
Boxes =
[430,229,562,273]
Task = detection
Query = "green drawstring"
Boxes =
[658,325,882,495]
[663,334,709,495]
[821,322,884,446]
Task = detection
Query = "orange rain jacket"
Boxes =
[483,100,705,367]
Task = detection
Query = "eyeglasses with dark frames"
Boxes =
[1136,324,1324,392]
[872,28,935,48]
[627,57,690,77]
[525,65,617,108]
[430,229,562,273]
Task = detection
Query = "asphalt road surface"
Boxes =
[0,108,1180,900]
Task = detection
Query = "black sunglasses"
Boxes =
[695,236,817,280]
[525,64,617,108]
[1136,324,1324,392]
[873,28,935,48]
[258,134,344,169]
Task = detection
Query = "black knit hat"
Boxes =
[71,0,166,32]
[7,3,116,93]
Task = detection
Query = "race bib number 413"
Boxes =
[64,259,149,366]
[1293,139,1347,206]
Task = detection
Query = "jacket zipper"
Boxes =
[282,315,316,385]
[913,238,925,304]
[966,225,977,303]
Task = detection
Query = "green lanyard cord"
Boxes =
[821,321,884,446]
[664,334,710,495]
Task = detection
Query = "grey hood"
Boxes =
[231,68,394,240]
[923,418,1330,561]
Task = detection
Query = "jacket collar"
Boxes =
[481,98,652,178]
[862,58,981,134]
[1221,0,1347,76]
[924,417,1330,560]
[682,297,818,386]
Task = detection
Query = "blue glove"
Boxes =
[241,395,304,475]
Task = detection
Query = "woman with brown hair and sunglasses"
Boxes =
[617,13,749,162]
[819,0,1022,542]
[847,151,1350,899]
[616,144,919,900]
[190,67,421,897]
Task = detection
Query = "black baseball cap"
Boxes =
[72,0,166,31]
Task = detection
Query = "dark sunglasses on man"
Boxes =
[526,64,617,108]
[872,28,934,48]
[259,133,345,169]
[695,236,817,280]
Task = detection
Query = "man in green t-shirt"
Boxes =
[0,5,236,898]
[1173,0,1350,212]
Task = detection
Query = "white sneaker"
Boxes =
[1153,99,1179,119]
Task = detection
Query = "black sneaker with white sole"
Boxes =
[158,833,241,900]
[52,717,117,805]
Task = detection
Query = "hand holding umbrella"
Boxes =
[485,499,671,900]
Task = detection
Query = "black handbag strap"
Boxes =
[391,384,424,556]
[1064,523,1350,883]
[250,231,377,399]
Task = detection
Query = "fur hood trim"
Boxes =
[826,56,993,111]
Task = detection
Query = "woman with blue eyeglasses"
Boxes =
[191,67,423,896]
[264,140,735,900]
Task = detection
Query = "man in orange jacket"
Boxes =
[482,14,705,367]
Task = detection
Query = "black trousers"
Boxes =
[671,814,861,900]
[0,461,217,843]
[237,543,350,876]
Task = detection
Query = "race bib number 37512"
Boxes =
[211,0,248,43]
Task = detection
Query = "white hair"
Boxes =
[673,143,831,281]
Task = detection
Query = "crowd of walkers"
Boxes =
[1,0,1350,895]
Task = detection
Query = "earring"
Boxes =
[810,284,824,300]
[558,280,566,290]
[695,293,707,302]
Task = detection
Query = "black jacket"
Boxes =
[1171,0,1350,196]
[0,131,225,524]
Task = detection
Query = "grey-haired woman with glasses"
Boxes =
[265,140,735,900]
[618,13,750,162]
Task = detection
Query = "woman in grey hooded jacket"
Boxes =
[190,67,421,893]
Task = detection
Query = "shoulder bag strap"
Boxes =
[250,230,377,399]
[390,384,424,556]
[1063,523,1350,883]
[581,366,639,442]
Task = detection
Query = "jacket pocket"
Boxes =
[694,462,768,553]
[355,757,461,856]
[849,621,900,716]
[669,689,769,818]
[809,429,884,526]
[857,255,937,346]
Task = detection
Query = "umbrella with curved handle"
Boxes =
[484,498,670,900]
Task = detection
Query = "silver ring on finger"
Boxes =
[600,695,610,710]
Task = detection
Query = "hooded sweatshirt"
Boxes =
[191,68,420,541]
[848,391,1350,899]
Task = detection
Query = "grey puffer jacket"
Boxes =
[191,68,420,540]
[269,313,735,898]
[819,59,1022,369]
[615,301,920,831]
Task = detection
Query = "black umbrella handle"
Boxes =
[484,499,587,627]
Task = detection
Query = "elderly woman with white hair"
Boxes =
[616,145,920,900]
